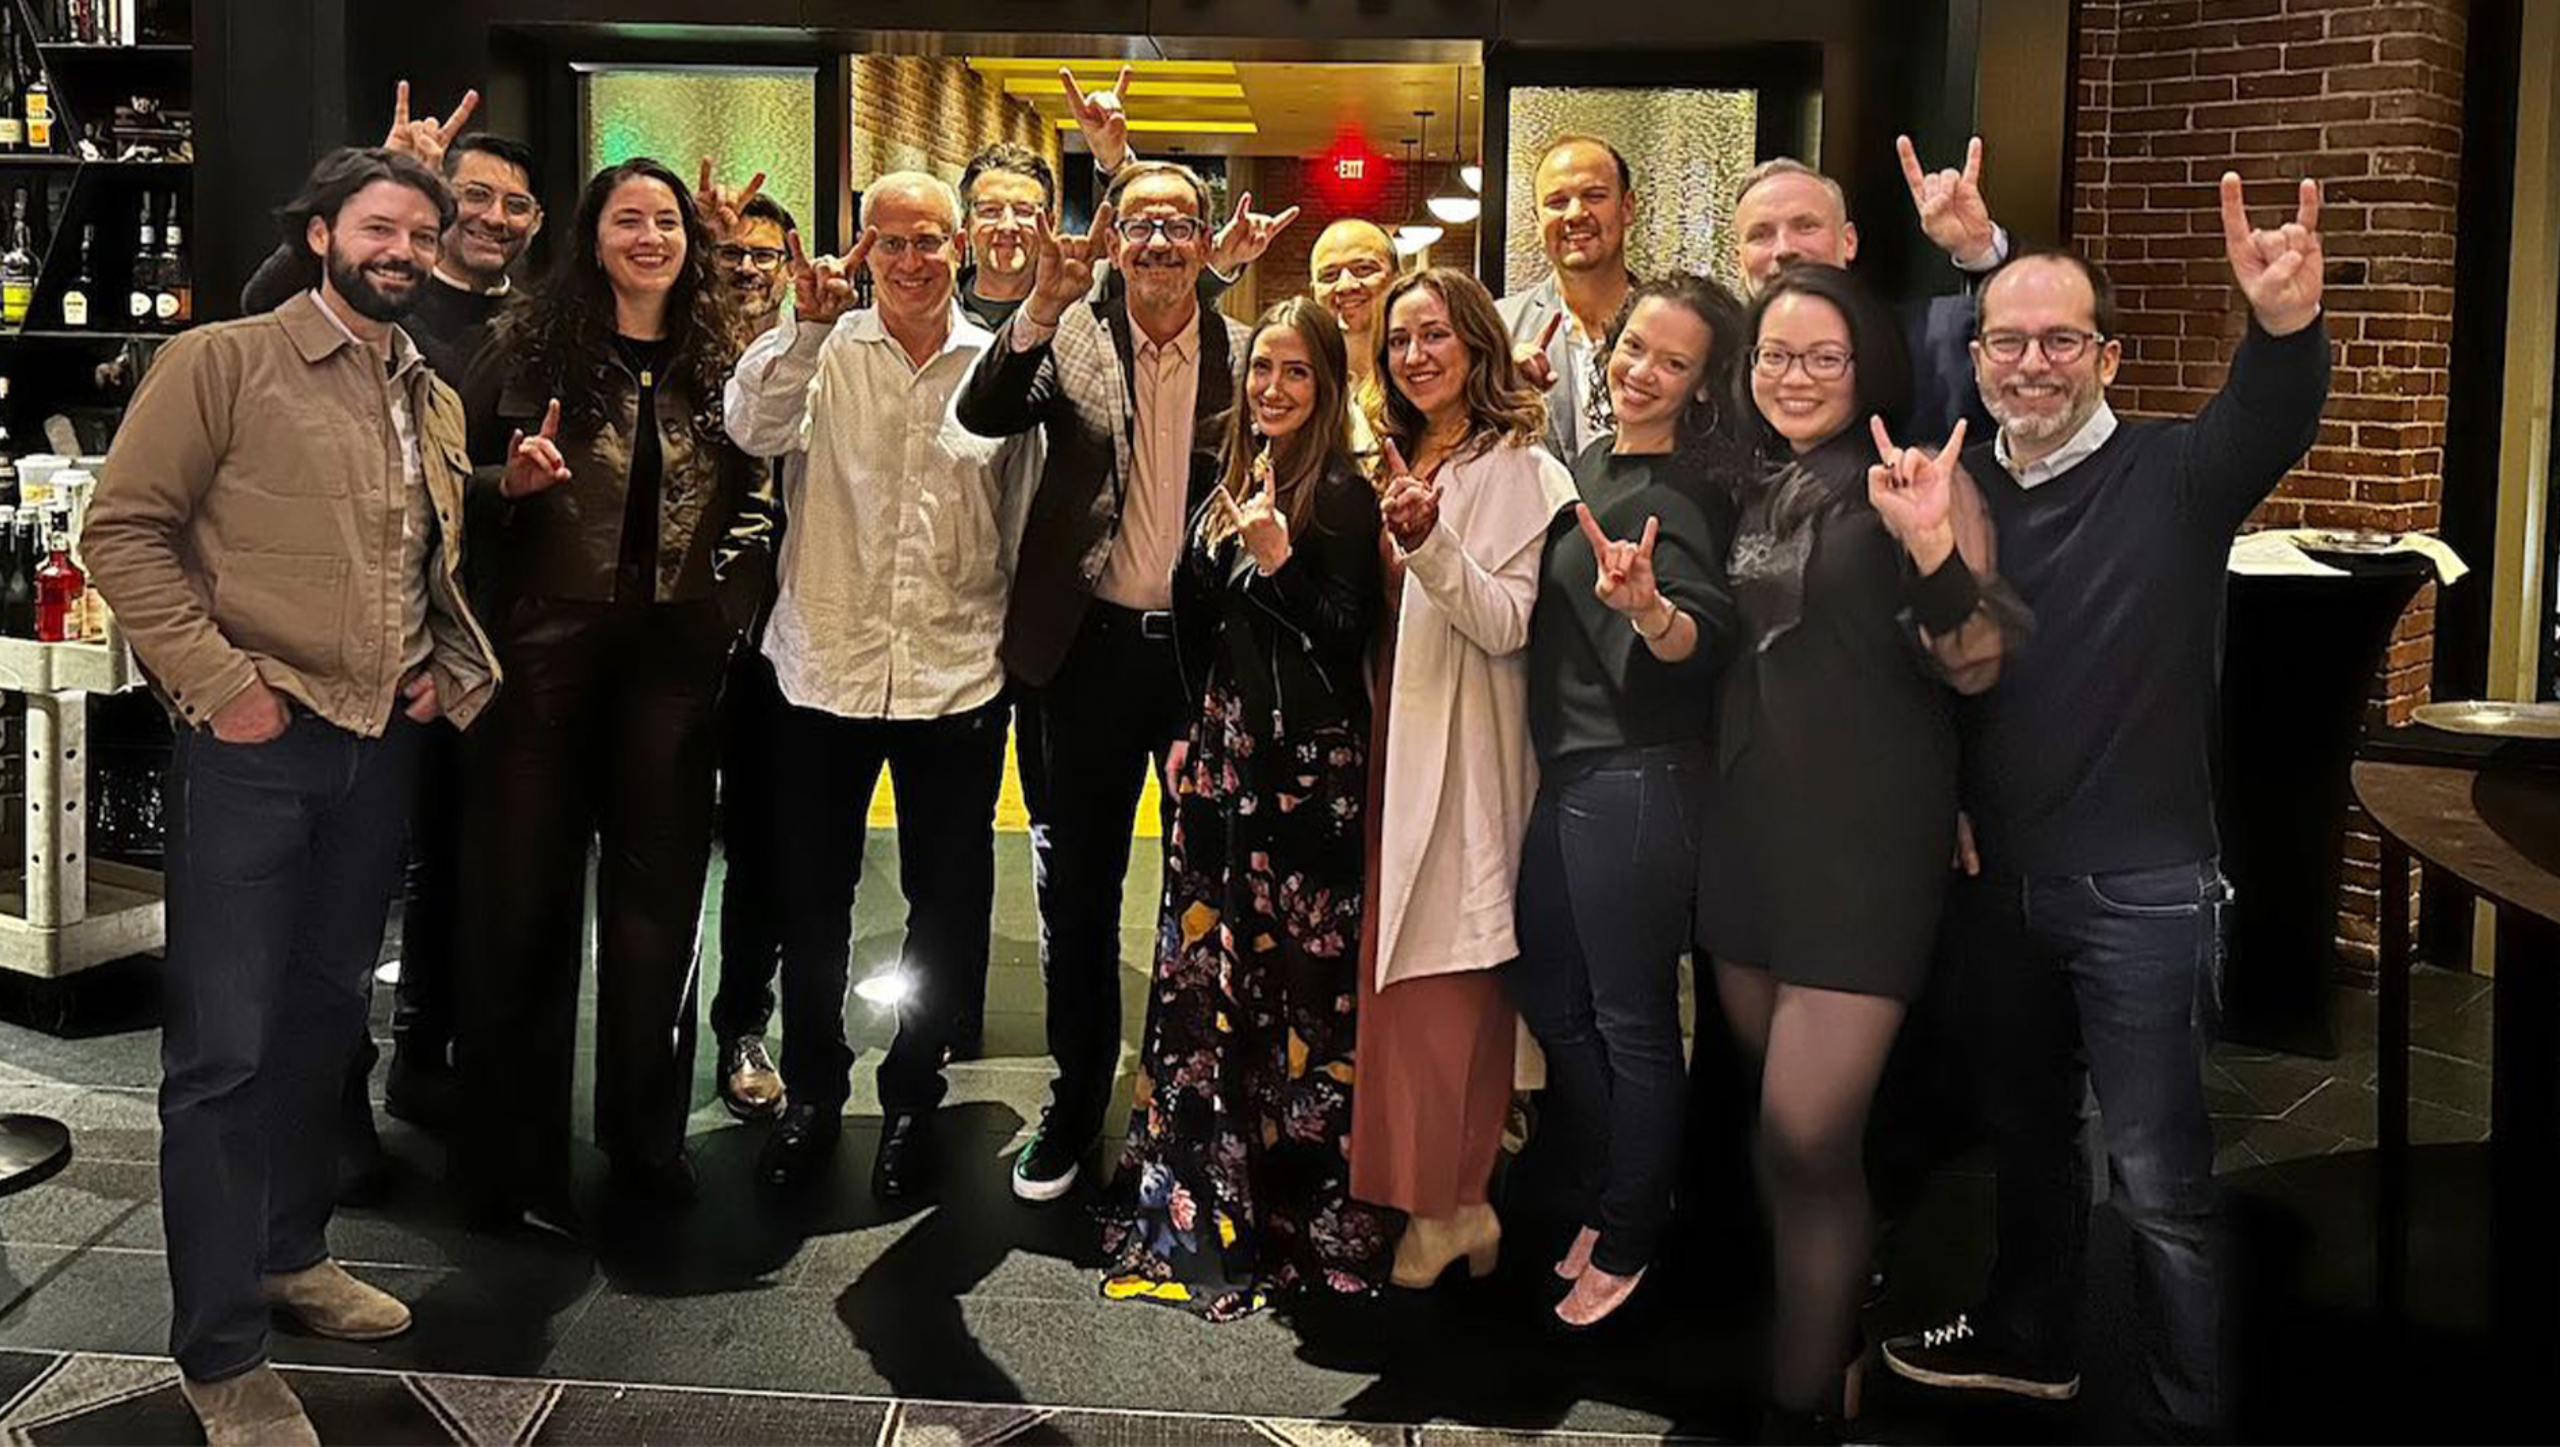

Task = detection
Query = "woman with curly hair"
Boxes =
[1099,296,1389,1320]
[453,156,775,1230]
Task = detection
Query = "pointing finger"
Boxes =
[392,80,411,131]
[2294,176,2321,234]
[785,228,808,270]
[1941,416,1969,462]
[1575,502,1611,555]
[540,397,562,439]
[1962,135,1983,189]
[1381,438,1412,482]
[847,227,879,270]
[1060,67,1090,111]
[1869,414,1901,468]
[1268,204,1302,237]
[1638,515,1660,556]
[1896,134,1927,198]
[1537,310,1564,350]
[1090,201,1117,243]
[1230,190,1255,227]
[698,157,715,201]
[2217,171,2254,264]
[1113,65,1134,102]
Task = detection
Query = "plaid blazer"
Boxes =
[955,290,1250,686]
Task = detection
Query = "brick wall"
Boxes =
[850,57,1061,194]
[1245,157,1482,315]
[2071,0,2467,969]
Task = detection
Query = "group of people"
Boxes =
[81,65,2331,1447]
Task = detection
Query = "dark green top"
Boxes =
[1527,443,1739,765]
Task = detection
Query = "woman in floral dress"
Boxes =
[1099,298,1389,1320]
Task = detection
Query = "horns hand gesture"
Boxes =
[1378,439,1442,551]
[1209,191,1304,276]
[503,399,573,501]
[784,229,863,326]
[1025,203,1114,329]
[1219,448,1293,575]
[382,81,480,172]
[1514,311,1565,393]
[1898,134,1999,267]
[1867,415,1967,572]
[2220,172,2324,338]
[1061,66,1135,174]
[1575,503,1667,623]
[695,158,767,243]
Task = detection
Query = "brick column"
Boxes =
[851,57,1062,190]
[2071,0,2467,970]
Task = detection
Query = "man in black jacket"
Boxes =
[955,159,1252,1203]
[1881,173,2329,1442]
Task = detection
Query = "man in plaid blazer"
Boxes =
[956,159,1253,1202]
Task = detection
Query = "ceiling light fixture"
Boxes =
[1429,71,1483,223]
[1393,132,1442,254]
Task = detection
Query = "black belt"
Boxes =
[1091,599,1176,642]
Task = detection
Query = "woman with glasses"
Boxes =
[1352,267,1577,1291]
[1098,297,1389,1320]
[453,157,776,1231]
[1696,263,2015,1438]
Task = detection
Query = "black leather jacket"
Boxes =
[1173,454,1382,740]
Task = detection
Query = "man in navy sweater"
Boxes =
[1880,172,2328,1441]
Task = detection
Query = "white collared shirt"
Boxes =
[725,302,1039,720]
[311,288,433,671]
[1997,399,2120,490]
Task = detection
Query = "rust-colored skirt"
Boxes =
[1345,543,1517,1217]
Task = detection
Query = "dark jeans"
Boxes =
[340,720,465,1146]
[1508,744,1703,1275]
[159,709,421,1382]
[1015,603,1185,1146]
[769,693,1009,1116]
[455,596,733,1201]
[709,644,785,1043]
[1959,859,2230,1440]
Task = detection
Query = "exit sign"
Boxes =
[1312,131,1390,212]
[1335,157,1366,181]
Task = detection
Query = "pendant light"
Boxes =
[1394,127,1443,255]
[1428,70,1483,224]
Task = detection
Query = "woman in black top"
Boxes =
[1098,297,1390,1319]
[454,157,775,1229]
[1512,275,1744,1329]
[1694,264,2012,1434]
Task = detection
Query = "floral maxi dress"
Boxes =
[1099,678,1392,1320]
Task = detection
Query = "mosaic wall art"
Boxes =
[1505,86,1758,296]
[583,66,820,229]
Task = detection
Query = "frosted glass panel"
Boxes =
[583,66,819,228]
[1505,86,1757,296]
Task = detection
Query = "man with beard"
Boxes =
[714,192,794,338]
[956,160,1252,1202]
[85,146,501,1447]
[1500,135,1640,463]
[1880,177,2329,1442]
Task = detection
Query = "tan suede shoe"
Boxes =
[262,1258,413,1341]
[180,1363,319,1447]
[719,1035,786,1120]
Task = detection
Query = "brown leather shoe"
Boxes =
[719,1035,786,1120]
[263,1258,412,1341]
[180,1364,319,1447]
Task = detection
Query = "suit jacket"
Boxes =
[954,291,1251,685]
[1903,291,1997,444]
[1496,274,1602,466]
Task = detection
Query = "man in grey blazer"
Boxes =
[1498,134,1642,465]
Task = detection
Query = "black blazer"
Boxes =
[954,293,1250,686]
[1173,455,1382,740]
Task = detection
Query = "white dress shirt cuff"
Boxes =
[1010,311,1060,352]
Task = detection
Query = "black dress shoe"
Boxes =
[943,1017,986,1064]
[758,1104,841,1192]
[382,1050,458,1134]
[871,1112,934,1201]
[607,1153,698,1213]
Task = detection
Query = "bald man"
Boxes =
[1308,217,1396,388]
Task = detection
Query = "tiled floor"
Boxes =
[0,836,2515,1442]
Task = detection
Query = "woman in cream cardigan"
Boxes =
[1350,267,1577,1287]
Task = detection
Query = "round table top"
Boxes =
[2354,758,2560,924]
[0,1114,71,1197]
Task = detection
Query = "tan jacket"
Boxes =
[85,292,500,735]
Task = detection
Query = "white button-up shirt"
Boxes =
[725,302,1038,720]
[1996,399,2120,490]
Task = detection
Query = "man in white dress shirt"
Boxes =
[724,171,1038,1201]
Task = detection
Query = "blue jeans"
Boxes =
[159,709,421,1382]
[1957,860,2229,1440]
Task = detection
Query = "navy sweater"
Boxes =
[1958,318,2330,876]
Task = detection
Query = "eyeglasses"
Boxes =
[713,244,785,271]
[1979,328,2105,365]
[455,182,539,222]
[1315,258,1388,286]
[873,233,952,259]
[970,200,1043,224]
[1749,344,1854,381]
[1115,216,1206,245]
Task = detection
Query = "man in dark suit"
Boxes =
[955,160,1253,1202]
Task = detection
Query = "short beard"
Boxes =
[326,245,421,322]
[1988,388,2097,447]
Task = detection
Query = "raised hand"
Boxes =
[1867,414,1966,571]
[1898,134,1998,266]
[1026,203,1114,326]
[382,81,480,172]
[1514,311,1564,393]
[1575,503,1667,622]
[2220,172,2324,338]
[1378,439,1441,550]
[695,158,767,242]
[1061,65,1135,173]
[1220,448,1292,574]
[784,229,864,325]
[503,398,573,500]
[1208,191,1303,276]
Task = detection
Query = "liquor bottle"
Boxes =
[0,505,25,636]
[0,189,34,327]
[154,196,189,326]
[0,12,24,155]
[59,224,92,328]
[33,510,80,643]
[127,194,155,326]
[22,49,48,153]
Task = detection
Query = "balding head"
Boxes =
[1732,157,1857,295]
[1311,218,1396,336]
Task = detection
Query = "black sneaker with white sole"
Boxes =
[1011,1112,1089,1203]
[1882,1312,2081,1401]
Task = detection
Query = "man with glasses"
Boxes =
[1309,218,1395,396]
[714,194,794,337]
[727,172,1037,1201]
[1880,177,2329,1442]
[957,159,1252,1204]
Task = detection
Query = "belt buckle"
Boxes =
[1139,610,1175,641]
